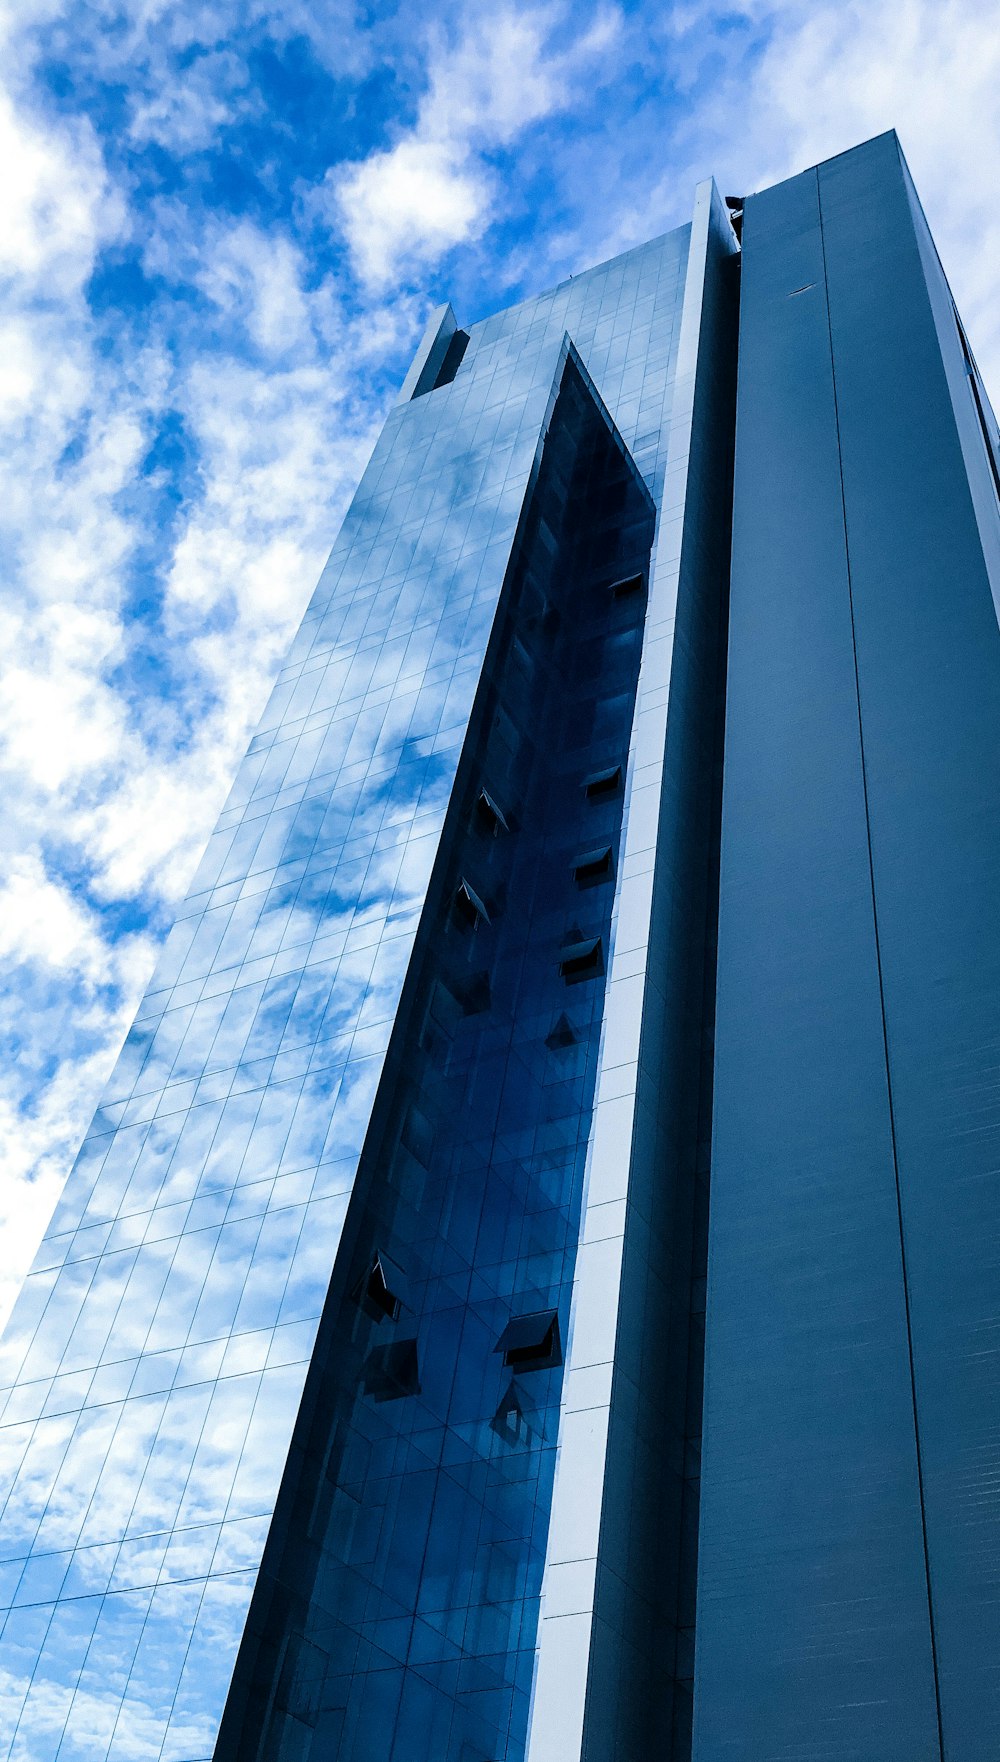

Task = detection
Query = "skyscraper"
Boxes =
[0,127,997,1762]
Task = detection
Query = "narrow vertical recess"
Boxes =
[656,245,738,1762]
[954,311,1000,508]
[669,482,730,1756]
[816,171,946,1762]
[577,224,740,1762]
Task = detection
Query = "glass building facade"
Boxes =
[1,131,999,1762]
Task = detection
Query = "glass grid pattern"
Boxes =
[0,225,690,1762]
[215,350,656,1762]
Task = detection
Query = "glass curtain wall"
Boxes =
[216,351,655,1762]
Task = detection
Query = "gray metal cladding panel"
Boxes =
[819,135,1000,1758]
[898,161,1000,616]
[694,148,941,1759]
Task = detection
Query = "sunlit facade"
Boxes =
[2,131,1000,1762]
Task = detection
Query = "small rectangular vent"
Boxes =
[352,1250,409,1323]
[584,765,622,801]
[610,572,644,599]
[559,938,604,983]
[495,1310,561,1372]
[573,847,613,887]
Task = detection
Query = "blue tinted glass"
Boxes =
[216,349,655,1762]
[0,227,689,1761]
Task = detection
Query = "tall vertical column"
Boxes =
[694,137,943,1760]
[820,132,1000,1761]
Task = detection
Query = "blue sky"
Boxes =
[1,0,998,1326]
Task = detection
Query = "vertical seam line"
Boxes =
[815,168,946,1761]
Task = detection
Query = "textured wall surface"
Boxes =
[696,132,1000,1762]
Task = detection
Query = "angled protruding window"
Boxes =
[584,764,622,801]
[559,937,604,983]
[494,1310,561,1372]
[363,1338,420,1401]
[491,1379,532,1445]
[545,1013,578,1051]
[475,787,509,836]
[609,572,644,600]
[453,878,490,929]
[353,1249,409,1323]
[573,846,614,888]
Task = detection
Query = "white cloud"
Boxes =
[760,0,1000,392]
[0,84,123,292]
[0,30,406,1332]
[129,47,255,150]
[337,137,489,286]
[0,857,154,1332]
[636,0,1000,396]
[0,0,375,165]
[0,855,112,981]
[0,28,154,1327]
[189,221,314,355]
[421,5,620,146]
[334,4,623,286]
[0,657,127,793]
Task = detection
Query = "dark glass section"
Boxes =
[572,847,613,888]
[955,313,1000,503]
[407,303,464,399]
[433,328,470,389]
[583,763,621,800]
[215,354,655,1762]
